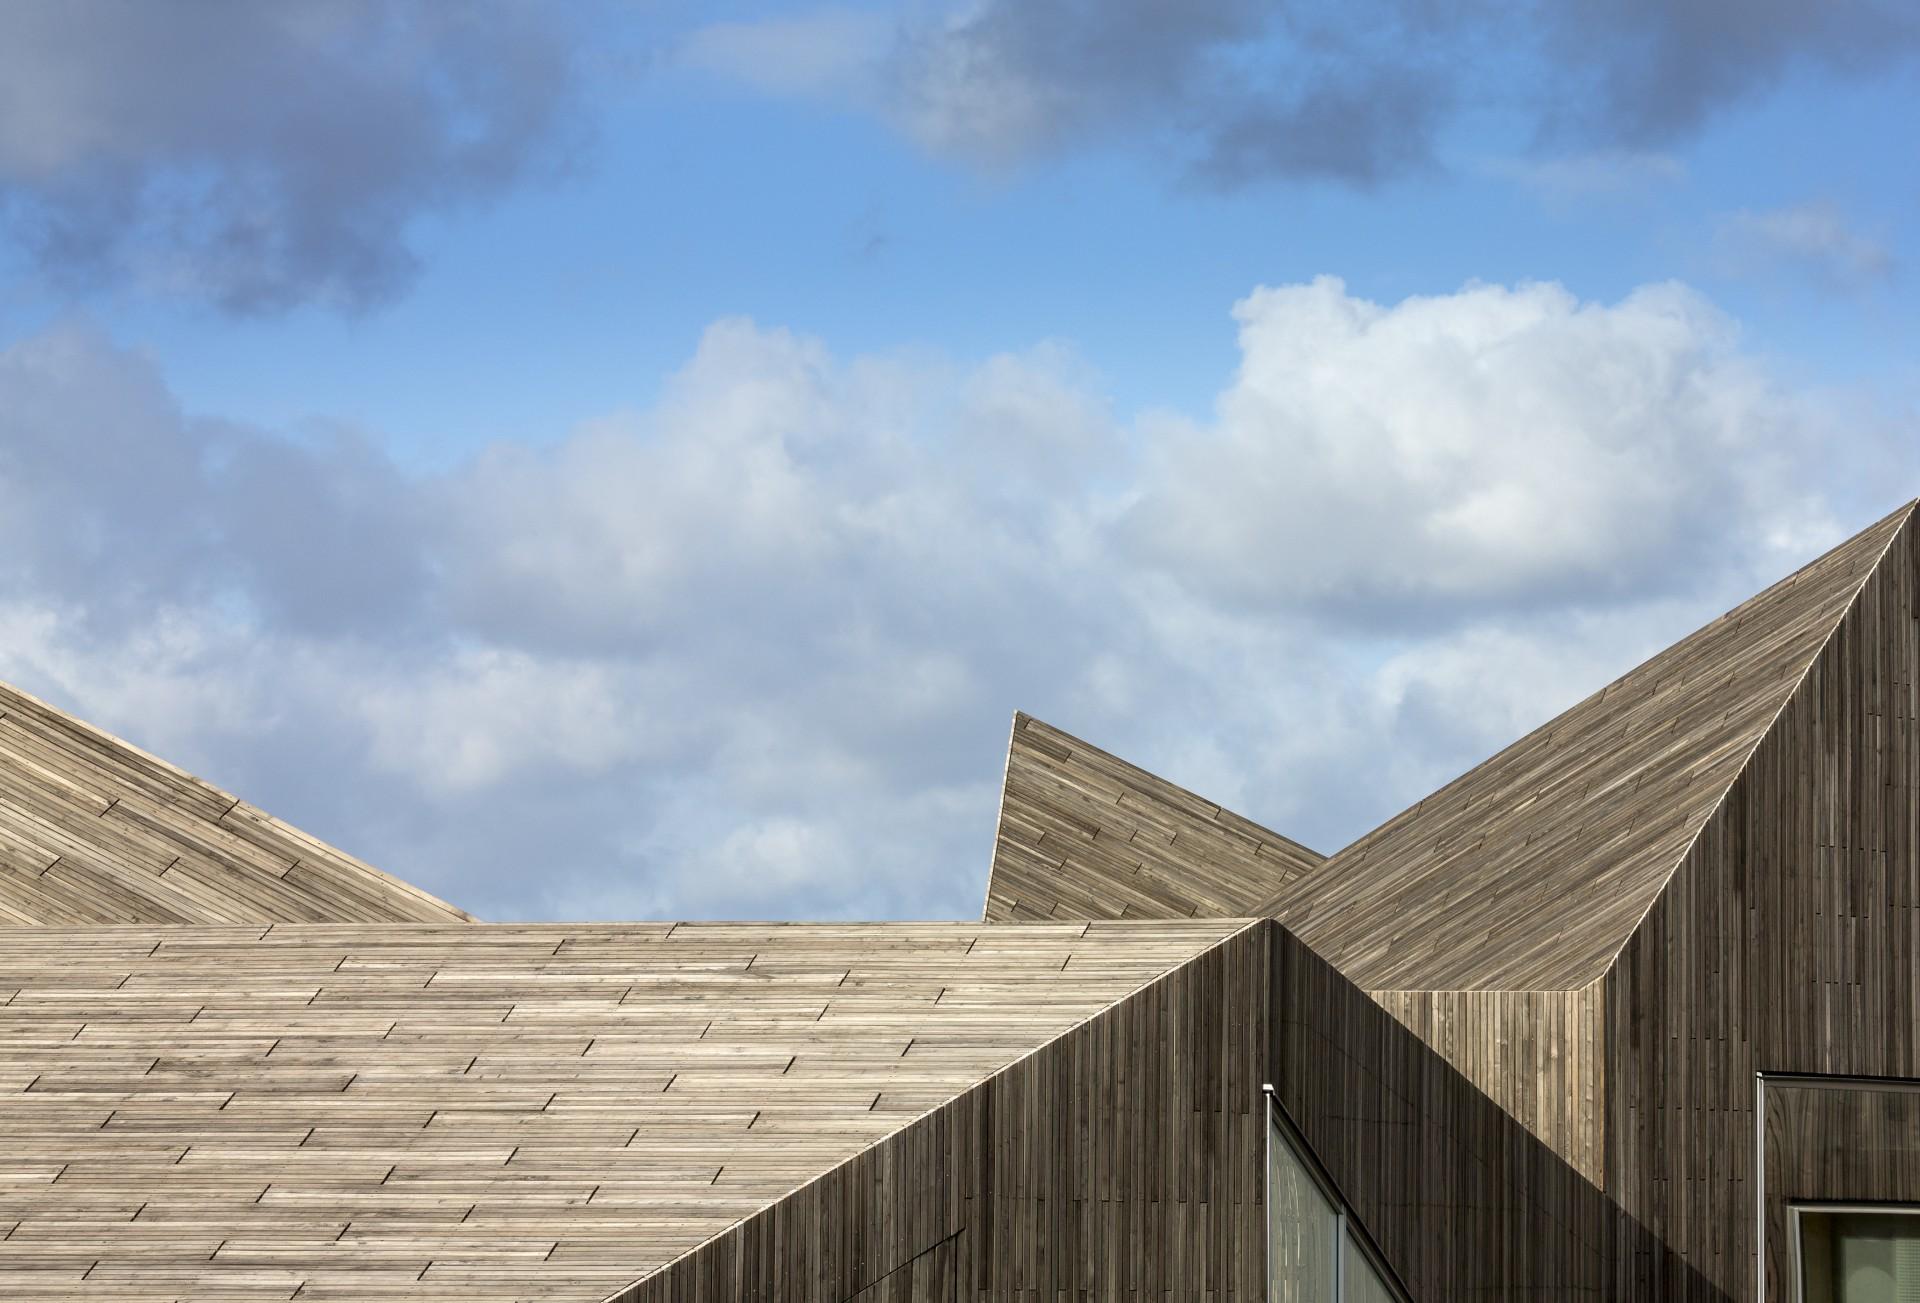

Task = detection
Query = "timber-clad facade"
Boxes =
[2,499,1917,1300]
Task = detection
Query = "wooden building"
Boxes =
[1,500,1916,1300]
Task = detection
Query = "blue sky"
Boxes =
[1,1,1916,921]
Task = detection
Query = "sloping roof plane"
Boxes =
[1263,499,1918,991]
[0,678,471,925]
[986,712,1322,921]
[0,918,1248,1300]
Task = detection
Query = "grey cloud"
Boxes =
[0,324,218,614]
[889,0,1265,165]
[1542,0,1920,146]
[0,1,582,313]
[214,427,436,634]
[1191,69,1446,187]
[0,324,434,632]
[838,0,1918,187]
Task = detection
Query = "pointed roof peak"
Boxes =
[1262,500,1915,991]
[985,712,1321,922]
[0,674,473,924]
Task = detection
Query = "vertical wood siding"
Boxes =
[1272,924,1719,1299]
[1370,986,1606,1184]
[1604,511,1920,1300]
[1761,1082,1920,1296]
[616,921,1270,1301]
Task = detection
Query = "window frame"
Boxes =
[1790,1201,1920,1303]
[1756,1070,1920,1302]
[1263,1084,1411,1303]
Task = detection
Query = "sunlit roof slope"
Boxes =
[0,917,1245,1301]
[986,712,1322,921]
[1262,500,1917,990]
[0,678,471,924]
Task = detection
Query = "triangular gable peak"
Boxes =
[986,712,1322,921]
[0,677,472,924]
[1263,499,1917,993]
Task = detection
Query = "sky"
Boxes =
[0,0,1916,922]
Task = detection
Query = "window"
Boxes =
[1266,1089,1407,1302]
[1268,1105,1338,1299]
[1799,1207,1920,1303]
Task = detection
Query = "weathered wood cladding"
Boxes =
[0,676,471,925]
[1265,502,1912,991]
[1369,985,1605,1184]
[1272,924,1717,1299]
[844,1231,967,1301]
[1761,1080,1920,1299]
[618,921,1269,1301]
[1603,508,1920,1299]
[986,712,1322,922]
[0,920,1240,1301]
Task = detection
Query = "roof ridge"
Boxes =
[1256,499,1917,989]
[1592,496,1918,985]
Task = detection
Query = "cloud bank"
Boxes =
[687,0,1920,187]
[1,278,1905,921]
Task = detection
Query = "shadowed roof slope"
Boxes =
[1262,500,1917,991]
[0,678,471,925]
[0,918,1247,1301]
[985,712,1322,921]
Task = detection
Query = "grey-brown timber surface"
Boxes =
[0,677,471,925]
[1264,500,1916,992]
[0,918,1242,1301]
[986,712,1322,922]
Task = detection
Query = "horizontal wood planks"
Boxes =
[0,919,1240,1301]
[0,677,470,925]
[986,713,1321,923]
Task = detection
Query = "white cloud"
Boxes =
[1119,276,1838,620]
[0,280,1905,923]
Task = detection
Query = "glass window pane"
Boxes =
[1800,1211,1920,1303]
[1268,1111,1338,1301]
[1344,1228,1398,1303]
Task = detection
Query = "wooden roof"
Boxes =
[0,678,471,925]
[0,918,1245,1301]
[1261,500,1918,991]
[984,712,1322,921]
